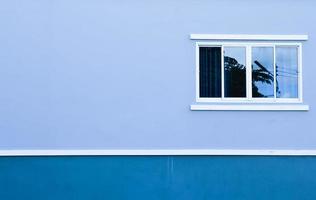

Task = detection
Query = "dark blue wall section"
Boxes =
[0,156,316,200]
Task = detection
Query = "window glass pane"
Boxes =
[276,47,298,98]
[199,47,222,97]
[252,47,274,98]
[224,47,246,97]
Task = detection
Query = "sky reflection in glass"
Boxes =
[276,47,298,98]
[252,47,274,98]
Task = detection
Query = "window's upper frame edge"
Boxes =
[190,34,308,41]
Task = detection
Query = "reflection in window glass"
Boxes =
[276,47,298,98]
[199,47,222,97]
[252,47,274,98]
[224,47,246,97]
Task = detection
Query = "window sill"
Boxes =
[190,104,309,111]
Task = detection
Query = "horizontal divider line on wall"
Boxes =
[1,150,316,156]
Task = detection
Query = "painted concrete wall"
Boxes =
[0,0,315,149]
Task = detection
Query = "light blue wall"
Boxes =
[0,0,315,149]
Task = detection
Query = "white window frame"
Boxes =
[195,41,303,104]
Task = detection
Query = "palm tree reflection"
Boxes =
[224,56,246,97]
[224,56,274,97]
[252,61,274,97]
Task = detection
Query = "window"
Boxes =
[190,34,309,110]
[197,43,302,103]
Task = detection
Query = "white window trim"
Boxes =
[190,34,308,41]
[193,40,309,111]
[191,104,309,111]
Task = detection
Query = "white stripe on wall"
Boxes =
[1,149,316,156]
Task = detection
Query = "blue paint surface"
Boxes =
[0,0,315,149]
[0,156,316,200]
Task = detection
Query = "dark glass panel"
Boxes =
[199,47,222,97]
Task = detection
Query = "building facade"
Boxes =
[0,0,315,199]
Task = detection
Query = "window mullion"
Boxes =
[246,45,252,100]
[298,44,303,102]
[273,45,277,100]
[221,46,225,99]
